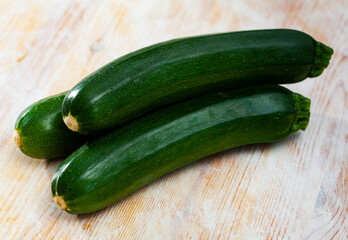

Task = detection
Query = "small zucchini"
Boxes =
[62,29,332,135]
[53,85,311,214]
[14,92,89,159]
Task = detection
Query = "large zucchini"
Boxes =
[62,29,332,135]
[53,85,311,214]
[14,92,89,159]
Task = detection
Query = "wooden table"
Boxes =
[0,0,347,239]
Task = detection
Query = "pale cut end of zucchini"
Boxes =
[63,113,79,132]
[54,195,67,210]
[309,42,334,78]
[13,129,21,148]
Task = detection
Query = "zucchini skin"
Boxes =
[14,92,89,159]
[62,29,332,135]
[53,85,311,214]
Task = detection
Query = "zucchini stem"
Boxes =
[13,129,21,148]
[291,93,311,132]
[309,42,334,78]
[63,113,79,132]
[54,195,67,210]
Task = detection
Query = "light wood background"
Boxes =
[0,0,347,239]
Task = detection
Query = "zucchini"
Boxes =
[62,29,332,135]
[14,92,89,159]
[53,85,311,214]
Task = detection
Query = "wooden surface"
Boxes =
[0,0,347,239]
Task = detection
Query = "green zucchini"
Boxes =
[62,29,332,135]
[14,92,89,159]
[53,85,311,214]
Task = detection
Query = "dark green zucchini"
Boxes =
[14,92,89,159]
[62,29,332,135]
[53,85,311,214]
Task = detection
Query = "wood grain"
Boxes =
[0,0,347,239]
